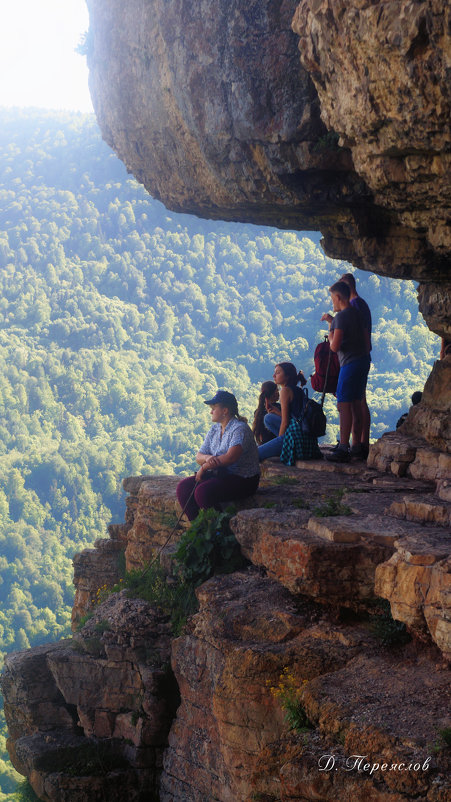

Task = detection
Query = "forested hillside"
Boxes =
[0,108,438,799]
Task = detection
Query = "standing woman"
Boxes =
[176,390,260,521]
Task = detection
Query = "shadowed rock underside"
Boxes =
[85,0,451,453]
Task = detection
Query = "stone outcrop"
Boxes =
[3,4,451,797]
[2,594,178,802]
[71,525,127,628]
[86,0,363,242]
[85,0,451,287]
[375,530,451,660]
[368,429,451,476]
[3,459,451,800]
[292,0,451,282]
[85,0,450,455]
[122,476,188,572]
[400,354,451,453]
[232,506,394,605]
[162,571,450,801]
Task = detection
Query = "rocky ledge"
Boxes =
[2,451,450,800]
[86,0,451,286]
[84,0,450,457]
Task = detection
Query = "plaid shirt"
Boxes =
[280,418,322,466]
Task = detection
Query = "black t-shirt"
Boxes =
[330,306,367,366]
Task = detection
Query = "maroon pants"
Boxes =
[176,472,260,522]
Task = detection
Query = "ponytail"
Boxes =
[225,396,248,423]
[277,362,306,388]
[232,401,247,423]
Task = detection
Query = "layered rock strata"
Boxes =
[85,0,451,456]
[85,0,451,287]
[2,595,178,802]
[73,458,451,665]
[292,0,451,282]
[161,570,450,802]
[3,459,451,800]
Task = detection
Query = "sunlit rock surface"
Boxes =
[3,462,451,800]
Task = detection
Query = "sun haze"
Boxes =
[0,0,93,112]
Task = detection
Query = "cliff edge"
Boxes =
[84,0,450,456]
[2,453,450,800]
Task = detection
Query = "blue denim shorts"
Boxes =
[336,355,370,403]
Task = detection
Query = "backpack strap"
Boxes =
[320,336,332,409]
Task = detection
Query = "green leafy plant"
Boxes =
[313,130,340,152]
[15,780,40,801]
[75,612,94,632]
[93,619,111,634]
[117,550,126,579]
[312,488,352,517]
[268,476,299,486]
[175,505,247,587]
[292,497,310,510]
[116,562,197,636]
[438,727,451,748]
[156,510,179,529]
[268,668,314,733]
[368,600,411,646]
[83,561,198,637]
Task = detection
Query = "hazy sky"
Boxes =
[0,0,93,112]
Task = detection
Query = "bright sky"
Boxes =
[0,0,93,112]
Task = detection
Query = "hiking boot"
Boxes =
[351,444,369,461]
[350,445,365,461]
[326,447,350,463]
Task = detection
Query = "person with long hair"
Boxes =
[176,390,260,521]
[252,381,280,444]
[257,363,315,461]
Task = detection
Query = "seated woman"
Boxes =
[252,380,280,444]
[258,362,320,463]
[176,390,260,521]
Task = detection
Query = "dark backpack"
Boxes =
[300,389,327,438]
[310,336,340,394]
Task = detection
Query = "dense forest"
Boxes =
[0,108,438,798]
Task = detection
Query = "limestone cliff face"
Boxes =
[3,4,450,799]
[2,458,451,801]
[293,0,451,282]
[85,0,450,286]
[85,0,450,454]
